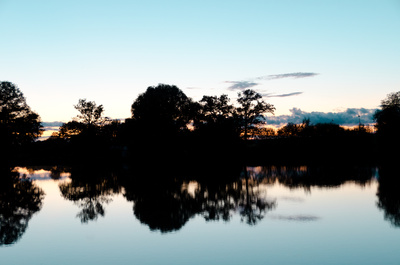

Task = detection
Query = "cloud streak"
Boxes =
[226,81,259,90]
[263,92,303,98]
[258,72,319,80]
[225,72,318,93]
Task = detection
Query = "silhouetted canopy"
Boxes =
[131,84,197,136]
[0,81,42,147]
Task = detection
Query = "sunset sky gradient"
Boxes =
[1,0,399,126]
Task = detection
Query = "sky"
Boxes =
[1,0,399,126]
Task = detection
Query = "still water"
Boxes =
[0,165,399,265]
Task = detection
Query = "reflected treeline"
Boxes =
[123,177,199,232]
[121,169,276,232]
[238,173,276,225]
[13,162,399,233]
[59,165,120,223]
[376,164,400,228]
[247,165,378,192]
[0,166,44,246]
[54,163,384,231]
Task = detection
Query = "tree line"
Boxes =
[1,81,399,165]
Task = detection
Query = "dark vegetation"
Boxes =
[1,81,399,168]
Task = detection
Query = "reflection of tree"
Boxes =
[193,180,240,222]
[238,170,276,225]
[121,166,276,232]
[247,165,376,192]
[59,167,120,223]
[376,164,400,228]
[123,177,199,233]
[0,167,44,245]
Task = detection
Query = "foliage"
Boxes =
[0,81,43,147]
[278,122,304,137]
[74,99,106,126]
[57,121,86,139]
[52,99,115,140]
[236,89,275,140]
[380,91,400,110]
[131,84,197,136]
[197,94,234,124]
[373,91,400,159]
[374,91,400,137]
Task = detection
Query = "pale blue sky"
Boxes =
[1,0,399,122]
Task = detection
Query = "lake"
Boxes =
[0,164,399,265]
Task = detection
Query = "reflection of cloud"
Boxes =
[269,214,320,221]
[280,196,305,202]
[265,108,378,127]
[226,81,259,90]
[259,72,319,80]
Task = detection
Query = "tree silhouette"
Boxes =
[373,92,400,162]
[74,99,106,127]
[131,84,197,137]
[57,121,86,139]
[194,94,241,153]
[236,89,275,141]
[380,92,400,109]
[0,81,43,149]
[197,94,234,124]
[374,92,400,134]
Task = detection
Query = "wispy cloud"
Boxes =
[225,72,318,92]
[185,87,202,90]
[263,92,303,98]
[258,72,319,80]
[225,81,259,90]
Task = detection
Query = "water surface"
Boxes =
[0,165,399,265]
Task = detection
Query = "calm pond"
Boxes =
[1,165,399,265]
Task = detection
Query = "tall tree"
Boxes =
[55,99,107,138]
[0,81,42,147]
[74,99,105,127]
[195,94,240,145]
[236,89,275,141]
[198,94,233,124]
[374,91,400,159]
[131,84,196,136]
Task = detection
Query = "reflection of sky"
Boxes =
[3,168,399,265]
[38,126,60,141]
[15,167,71,180]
